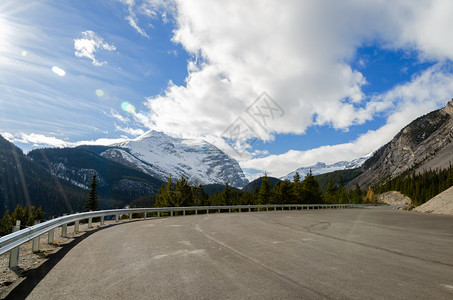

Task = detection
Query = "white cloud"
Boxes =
[123,0,453,177]
[110,109,130,123]
[119,0,176,38]
[125,16,149,38]
[136,1,451,140]
[115,125,145,136]
[74,31,116,66]
[242,64,453,178]
[2,132,127,149]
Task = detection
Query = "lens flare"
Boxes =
[51,66,65,76]
[95,89,104,97]
[121,101,136,113]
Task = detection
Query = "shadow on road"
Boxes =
[4,220,142,299]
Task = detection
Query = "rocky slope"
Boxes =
[28,147,165,209]
[0,136,87,216]
[102,131,248,187]
[349,99,453,188]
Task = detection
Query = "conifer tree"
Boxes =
[252,186,260,205]
[301,170,323,203]
[156,174,174,207]
[351,183,362,204]
[272,179,292,204]
[293,172,301,184]
[259,175,272,204]
[174,176,192,207]
[0,210,12,236]
[323,177,337,203]
[85,173,99,211]
[222,183,232,206]
[193,185,209,206]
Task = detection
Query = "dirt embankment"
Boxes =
[413,186,453,215]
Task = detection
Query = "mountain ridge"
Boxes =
[349,99,453,188]
[102,130,249,188]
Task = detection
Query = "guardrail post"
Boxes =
[195,210,198,215]
[9,221,21,269]
[228,208,231,213]
[206,209,209,214]
[74,220,80,232]
[88,217,93,228]
[61,214,68,237]
[129,213,132,220]
[183,210,186,216]
[48,227,54,244]
[157,212,160,218]
[248,207,251,212]
[115,214,119,222]
[144,212,147,219]
[101,216,104,226]
[62,223,67,238]
[32,220,40,253]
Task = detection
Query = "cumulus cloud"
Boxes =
[115,0,453,178]
[242,64,453,177]
[137,1,450,141]
[74,31,116,66]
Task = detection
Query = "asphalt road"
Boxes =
[24,207,453,299]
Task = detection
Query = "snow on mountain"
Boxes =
[101,131,249,188]
[281,156,369,181]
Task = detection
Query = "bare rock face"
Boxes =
[350,99,453,188]
[376,191,411,206]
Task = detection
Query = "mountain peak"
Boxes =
[442,98,453,115]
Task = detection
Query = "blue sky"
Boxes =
[1,0,453,180]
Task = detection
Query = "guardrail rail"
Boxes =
[0,203,364,268]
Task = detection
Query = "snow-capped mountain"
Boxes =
[101,131,249,187]
[281,156,369,180]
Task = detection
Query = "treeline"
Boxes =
[0,204,45,236]
[155,171,372,208]
[375,163,453,206]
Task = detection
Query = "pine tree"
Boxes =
[301,170,323,203]
[222,183,232,206]
[156,174,174,207]
[174,176,192,207]
[272,179,292,204]
[323,177,337,203]
[293,172,301,184]
[252,186,260,205]
[85,173,99,211]
[0,210,12,236]
[352,183,362,204]
[259,175,272,204]
[193,185,209,206]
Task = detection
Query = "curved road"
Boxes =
[23,208,453,299]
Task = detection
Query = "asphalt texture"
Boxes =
[23,207,453,299]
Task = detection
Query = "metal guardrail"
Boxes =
[0,203,363,267]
